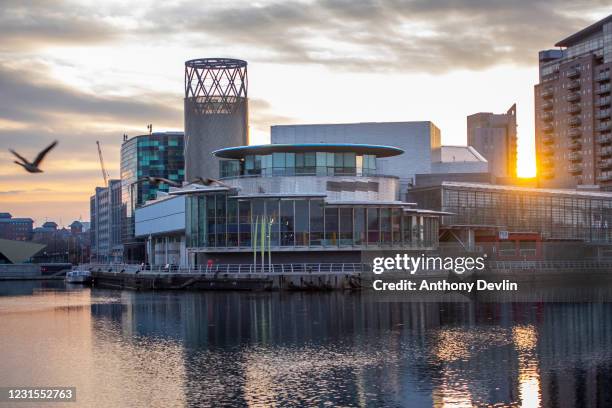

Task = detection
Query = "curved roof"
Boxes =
[185,58,247,69]
[213,143,404,159]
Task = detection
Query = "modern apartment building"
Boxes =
[90,179,122,263]
[467,104,517,180]
[535,15,612,189]
[120,131,185,261]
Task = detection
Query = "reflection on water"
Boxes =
[1,283,612,407]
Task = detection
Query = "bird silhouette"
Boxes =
[10,140,58,173]
[139,176,181,187]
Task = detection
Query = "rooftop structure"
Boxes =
[184,58,248,181]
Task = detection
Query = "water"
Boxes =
[1,281,612,407]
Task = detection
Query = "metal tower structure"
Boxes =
[184,58,248,181]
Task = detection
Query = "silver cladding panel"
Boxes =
[225,175,399,202]
[184,97,248,180]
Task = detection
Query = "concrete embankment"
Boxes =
[92,270,362,291]
[0,264,71,280]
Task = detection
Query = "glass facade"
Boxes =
[121,132,185,253]
[186,194,438,250]
[410,184,612,243]
[219,152,378,178]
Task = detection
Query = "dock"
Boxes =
[88,263,364,291]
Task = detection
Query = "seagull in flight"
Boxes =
[10,141,58,173]
[139,176,182,187]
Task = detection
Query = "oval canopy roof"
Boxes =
[213,143,404,159]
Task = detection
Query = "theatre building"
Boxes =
[154,143,444,266]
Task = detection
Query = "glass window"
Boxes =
[227,199,238,247]
[392,208,402,245]
[380,208,391,244]
[325,207,339,246]
[280,200,294,246]
[239,200,251,247]
[295,200,309,246]
[310,200,324,246]
[264,199,279,246]
[215,194,226,247]
[339,208,353,246]
[367,208,379,244]
[354,208,366,245]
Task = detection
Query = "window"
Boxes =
[280,200,294,246]
[295,200,309,246]
[325,207,339,245]
[367,208,379,244]
[339,208,353,245]
[310,200,324,246]
[239,201,251,247]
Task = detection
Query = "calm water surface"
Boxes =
[1,281,611,407]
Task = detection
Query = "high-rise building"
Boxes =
[0,213,33,241]
[120,131,184,261]
[90,180,122,263]
[467,104,517,180]
[535,15,612,189]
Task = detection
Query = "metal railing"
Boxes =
[81,263,366,275]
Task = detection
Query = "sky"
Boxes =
[0,0,610,226]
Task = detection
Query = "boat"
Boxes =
[65,269,92,284]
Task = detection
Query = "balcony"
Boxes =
[566,92,581,103]
[568,117,582,127]
[596,84,611,95]
[567,68,580,79]
[541,157,554,168]
[568,104,581,115]
[542,88,554,99]
[542,112,554,122]
[598,96,611,107]
[599,122,612,133]
[598,134,612,144]
[599,159,612,170]
[542,146,555,156]
[569,163,583,174]
[541,169,555,179]
[542,101,553,111]
[542,134,554,145]
[569,151,582,162]
[569,128,582,138]
[567,80,581,90]
[597,71,611,82]
[601,146,612,157]
[598,173,612,182]
[569,140,582,150]
[597,109,611,120]
[543,124,554,133]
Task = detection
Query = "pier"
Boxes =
[87,263,364,291]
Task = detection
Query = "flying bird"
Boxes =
[10,140,58,173]
[139,176,182,187]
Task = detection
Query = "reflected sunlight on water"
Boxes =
[0,283,612,407]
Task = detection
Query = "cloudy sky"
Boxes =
[0,0,610,225]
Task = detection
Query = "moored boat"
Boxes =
[65,269,92,284]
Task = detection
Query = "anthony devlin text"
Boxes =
[372,279,518,292]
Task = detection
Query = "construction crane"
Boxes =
[96,141,110,187]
